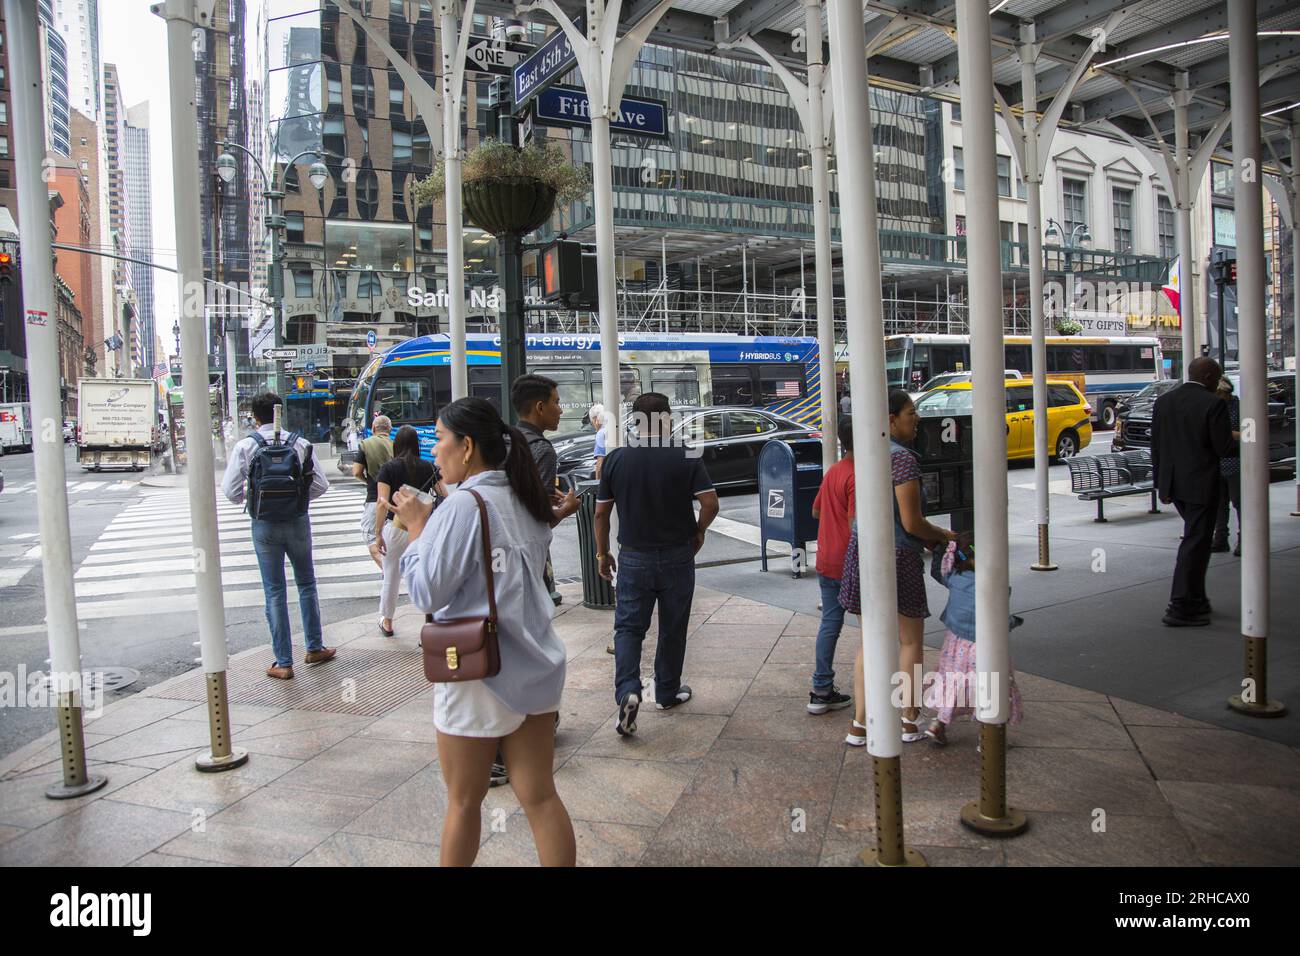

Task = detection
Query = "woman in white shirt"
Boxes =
[388,397,575,867]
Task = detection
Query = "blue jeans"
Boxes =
[814,574,846,693]
[613,543,695,705]
[251,515,324,667]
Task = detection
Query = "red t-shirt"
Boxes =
[814,457,855,580]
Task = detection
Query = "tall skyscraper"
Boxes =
[48,0,101,122]
[69,108,105,374]
[38,0,71,155]
[102,62,135,376]
[196,0,251,363]
[125,101,154,373]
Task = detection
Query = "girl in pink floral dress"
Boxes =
[924,537,1023,745]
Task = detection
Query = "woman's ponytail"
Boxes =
[438,397,553,526]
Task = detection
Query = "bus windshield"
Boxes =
[885,346,910,389]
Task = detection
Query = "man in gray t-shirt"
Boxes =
[512,374,578,604]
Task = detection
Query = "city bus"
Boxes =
[884,333,1164,428]
[284,377,347,444]
[346,332,822,457]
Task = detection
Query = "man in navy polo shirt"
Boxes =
[594,392,719,737]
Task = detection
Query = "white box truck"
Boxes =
[0,402,33,454]
[77,378,156,471]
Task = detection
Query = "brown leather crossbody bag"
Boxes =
[419,489,501,682]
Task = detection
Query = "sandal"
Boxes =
[924,719,947,745]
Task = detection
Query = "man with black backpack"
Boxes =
[222,392,335,679]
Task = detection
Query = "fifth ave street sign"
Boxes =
[464,38,530,77]
[533,86,669,139]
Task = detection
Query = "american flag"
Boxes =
[151,361,169,380]
[775,380,801,398]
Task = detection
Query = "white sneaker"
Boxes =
[845,719,867,747]
[901,715,926,743]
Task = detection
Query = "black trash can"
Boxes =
[574,480,615,610]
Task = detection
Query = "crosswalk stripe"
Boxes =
[95,519,361,545]
[74,578,404,620]
[0,479,140,497]
[112,496,364,521]
[94,522,361,547]
[85,529,361,558]
[103,505,362,530]
[0,565,36,588]
[74,558,384,597]
[74,544,371,579]
[117,490,364,510]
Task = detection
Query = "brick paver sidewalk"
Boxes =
[2,584,1297,866]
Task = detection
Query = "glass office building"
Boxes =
[228,1,941,386]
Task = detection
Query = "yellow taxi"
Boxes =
[913,378,1093,460]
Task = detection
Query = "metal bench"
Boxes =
[1067,450,1161,522]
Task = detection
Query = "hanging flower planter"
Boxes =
[462,180,557,237]
[413,139,590,237]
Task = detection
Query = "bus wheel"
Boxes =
[1100,401,1117,430]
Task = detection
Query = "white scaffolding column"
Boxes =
[827,0,918,868]
[956,0,1026,837]
[995,10,1128,572]
[1227,0,1285,718]
[520,0,677,445]
[440,1,477,399]
[5,0,106,799]
[157,0,248,772]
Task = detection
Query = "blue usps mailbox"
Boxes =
[757,438,823,577]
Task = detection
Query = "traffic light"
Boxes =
[0,250,13,285]
[1209,251,1237,287]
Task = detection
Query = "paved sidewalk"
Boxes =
[2,580,1297,866]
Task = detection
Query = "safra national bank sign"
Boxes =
[407,285,545,311]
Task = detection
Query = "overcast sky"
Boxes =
[101,1,177,357]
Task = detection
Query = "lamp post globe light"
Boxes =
[216,141,328,396]
[1043,217,1092,248]
[1043,218,1092,330]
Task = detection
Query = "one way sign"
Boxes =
[464,38,529,77]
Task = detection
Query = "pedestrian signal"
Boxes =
[0,251,13,285]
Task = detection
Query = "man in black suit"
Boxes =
[1150,356,1235,626]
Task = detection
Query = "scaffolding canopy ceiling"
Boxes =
[487,0,1300,156]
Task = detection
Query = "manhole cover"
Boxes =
[84,667,140,693]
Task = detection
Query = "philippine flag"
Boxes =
[1161,256,1180,314]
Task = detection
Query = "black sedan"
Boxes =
[555,406,821,489]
